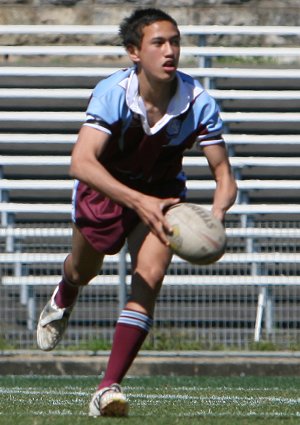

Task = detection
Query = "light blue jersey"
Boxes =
[83,67,224,187]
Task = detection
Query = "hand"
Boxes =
[134,194,180,245]
[211,207,225,225]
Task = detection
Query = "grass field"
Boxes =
[1,375,300,424]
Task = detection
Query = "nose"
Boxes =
[164,41,175,56]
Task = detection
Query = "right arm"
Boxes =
[70,125,179,244]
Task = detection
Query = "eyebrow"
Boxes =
[151,34,181,42]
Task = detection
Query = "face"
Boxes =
[129,20,180,83]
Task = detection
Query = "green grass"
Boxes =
[1,375,300,424]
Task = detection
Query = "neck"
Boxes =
[137,72,177,109]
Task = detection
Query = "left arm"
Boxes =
[202,143,237,222]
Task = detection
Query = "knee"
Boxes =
[66,269,95,286]
[135,263,166,288]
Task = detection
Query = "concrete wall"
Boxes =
[0,0,299,27]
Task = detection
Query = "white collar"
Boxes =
[124,69,192,135]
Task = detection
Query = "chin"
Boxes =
[162,71,177,81]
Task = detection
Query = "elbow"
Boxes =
[222,176,238,211]
[228,178,238,208]
[69,160,76,179]
[232,179,238,204]
[69,157,81,180]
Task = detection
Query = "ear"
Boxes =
[126,44,140,64]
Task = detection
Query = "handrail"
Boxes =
[1,133,300,145]
[1,251,300,264]
[1,155,300,167]
[1,67,300,79]
[0,111,299,124]
[2,88,300,101]
[3,274,300,287]
[2,226,300,239]
[1,45,299,57]
[1,202,300,215]
[1,178,300,191]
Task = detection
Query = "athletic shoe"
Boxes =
[37,286,75,351]
[88,384,129,417]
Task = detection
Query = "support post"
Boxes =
[118,245,127,313]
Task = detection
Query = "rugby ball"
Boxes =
[165,203,226,265]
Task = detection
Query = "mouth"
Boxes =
[162,60,177,72]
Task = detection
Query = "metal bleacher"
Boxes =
[1,25,300,349]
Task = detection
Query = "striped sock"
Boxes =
[99,309,153,389]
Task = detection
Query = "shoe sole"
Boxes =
[101,399,129,417]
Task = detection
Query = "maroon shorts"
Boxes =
[72,179,185,254]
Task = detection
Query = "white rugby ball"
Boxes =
[165,203,226,265]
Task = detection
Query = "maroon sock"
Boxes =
[99,309,153,389]
[54,276,79,308]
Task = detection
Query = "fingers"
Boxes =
[153,222,171,247]
[160,198,180,233]
[145,210,171,246]
[135,195,180,246]
[154,198,180,245]
[161,197,181,211]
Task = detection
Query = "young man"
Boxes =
[37,8,237,417]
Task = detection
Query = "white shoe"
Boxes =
[89,384,129,417]
[37,286,75,351]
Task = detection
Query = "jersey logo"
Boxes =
[166,118,181,137]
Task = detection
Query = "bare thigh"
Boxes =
[64,224,105,286]
[127,222,173,316]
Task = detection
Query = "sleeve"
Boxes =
[83,81,125,135]
[194,90,224,148]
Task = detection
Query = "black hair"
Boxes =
[119,8,179,48]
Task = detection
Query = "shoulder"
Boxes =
[177,70,218,108]
[176,70,203,93]
[86,68,134,125]
[87,67,134,118]
[176,70,211,102]
[92,67,133,97]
